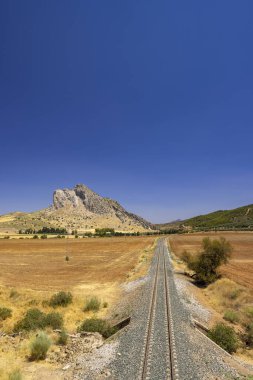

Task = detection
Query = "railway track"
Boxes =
[139,239,179,380]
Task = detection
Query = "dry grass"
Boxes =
[169,232,253,290]
[0,236,155,378]
[0,236,155,332]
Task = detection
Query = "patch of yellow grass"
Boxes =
[205,278,251,312]
[0,236,156,378]
[126,238,157,281]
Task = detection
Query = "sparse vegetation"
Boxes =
[179,203,253,230]
[30,331,51,361]
[103,302,108,308]
[57,329,68,345]
[223,310,239,324]
[83,296,101,312]
[8,369,22,380]
[0,307,12,320]
[78,318,117,338]
[208,323,238,353]
[49,291,73,308]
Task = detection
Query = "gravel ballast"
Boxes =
[76,238,250,379]
[108,239,247,380]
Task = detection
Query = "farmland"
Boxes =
[0,236,155,379]
[169,232,253,290]
[0,236,155,290]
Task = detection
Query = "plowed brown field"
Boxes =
[0,236,155,291]
[169,232,253,290]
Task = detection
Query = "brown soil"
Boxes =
[0,236,155,291]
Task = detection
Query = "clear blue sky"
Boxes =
[1,1,253,223]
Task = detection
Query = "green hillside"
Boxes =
[159,204,253,230]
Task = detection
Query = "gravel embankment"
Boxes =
[76,239,250,380]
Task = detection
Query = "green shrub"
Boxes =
[49,291,73,308]
[208,323,238,353]
[14,308,63,332]
[33,235,39,239]
[40,234,47,239]
[103,302,108,308]
[14,308,46,332]
[0,307,12,320]
[223,310,239,324]
[8,369,22,380]
[30,331,51,361]
[243,323,253,347]
[78,318,117,338]
[44,312,63,329]
[57,329,68,345]
[83,297,101,312]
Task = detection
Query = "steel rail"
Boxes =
[139,240,179,380]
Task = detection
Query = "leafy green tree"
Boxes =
[188,237,232,284]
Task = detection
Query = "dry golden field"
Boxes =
[0,236,155,379]
[0,236,155,290]
[169,232,253,290]
[0,236,156,333]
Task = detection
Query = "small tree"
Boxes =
[188,237,232,285]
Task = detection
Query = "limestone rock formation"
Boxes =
[52,184,152,231]
[0,184,153,233]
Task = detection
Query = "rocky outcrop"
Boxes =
[52,184,153,231]
[54,184,113,215]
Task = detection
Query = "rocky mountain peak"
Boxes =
[52,183,153,230]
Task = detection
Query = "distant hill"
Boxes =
[0,184,154,233]
[158,204,253,230]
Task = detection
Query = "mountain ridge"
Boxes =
[158,203,253,230]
